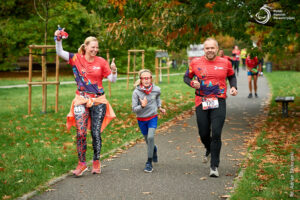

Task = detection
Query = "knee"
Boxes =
[147,134,154,142]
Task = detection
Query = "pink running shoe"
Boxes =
[72,162,88,177]
[91,160,101,174]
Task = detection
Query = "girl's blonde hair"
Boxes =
[134,69,153,87]
[78,36,98,55]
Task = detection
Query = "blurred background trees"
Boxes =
[0,0,299,72]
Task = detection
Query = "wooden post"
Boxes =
[55,54,59,113]
[155,57,159,84]
[106,49,111,97]
[127,51,130,90]
[28,48,33,114]
[41,47,47,113]
[133,53,136,83]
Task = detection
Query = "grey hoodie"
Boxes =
[132,84,161,118]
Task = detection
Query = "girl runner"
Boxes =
[132,69,166,172]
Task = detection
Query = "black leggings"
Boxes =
[196,98,226,168]
[74,103,106,162]
[232,60,239,74]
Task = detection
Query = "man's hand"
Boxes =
[139,96,148,108]
[230,87,238,96]
[192,80,200,89]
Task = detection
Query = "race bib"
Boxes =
[202,97,219,110]
[74,105,86,115]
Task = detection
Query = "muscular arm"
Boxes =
[55,40,69,61]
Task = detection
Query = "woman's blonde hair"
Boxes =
[133,69,153,87]
[78,36,98,55]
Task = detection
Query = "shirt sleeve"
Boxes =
[227,60,235,77]
[132,90,143,113]
[102,61,112,78]
[183,61,195,87]
[156,87,162,108]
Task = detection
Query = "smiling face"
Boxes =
[140,72,152,87]
[85,41,99,57]
[204,39,219,61]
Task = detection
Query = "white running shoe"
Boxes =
[209,167,219,177]
[202,152,210,163]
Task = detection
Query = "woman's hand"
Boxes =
[110,58,117,74]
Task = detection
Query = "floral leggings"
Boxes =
[74,103,106,162]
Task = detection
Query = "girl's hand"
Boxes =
[159,107,166,114]
[139,96,147,108]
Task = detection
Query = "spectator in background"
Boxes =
[231,45,240,76]
[246,54,262,98]
[240,48,247,70]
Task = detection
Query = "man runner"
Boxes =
[184,38,238,177]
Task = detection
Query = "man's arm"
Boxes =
[227,74,237,90]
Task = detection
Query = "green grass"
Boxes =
[0,72,193,199]
[230,71,300,200]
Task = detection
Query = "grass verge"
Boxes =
[230,71,300,200]
[0,73,194,199]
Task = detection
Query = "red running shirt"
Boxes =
[187,56,235,107]
[69,53,111,95]
[245,56,258,69]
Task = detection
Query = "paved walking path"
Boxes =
[29,69,270,200]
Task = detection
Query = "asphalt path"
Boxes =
[28,68,270,200]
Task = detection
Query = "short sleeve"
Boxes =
[68,53,75,66]
[102,60,111,78]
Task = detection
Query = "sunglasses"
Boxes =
[140,76,152,80]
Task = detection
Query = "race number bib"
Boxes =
[202,97,219,110]
[74,105,86,115]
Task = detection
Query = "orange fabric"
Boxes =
[66,94,116,132]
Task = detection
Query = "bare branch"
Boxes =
[34,0,46,21]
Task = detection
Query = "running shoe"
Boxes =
[153,145,158,163]
[255,93,258,98]
[248,93,253,98]
[209,166,219,177]
[144,161,153,173]
[202,150,210,163]
[92,160,101,174]
[72,162,88,177]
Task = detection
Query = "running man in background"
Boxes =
[231,45,241,75]
[246,54,262,98]
[219,49,232,62]
[240,48,247,70]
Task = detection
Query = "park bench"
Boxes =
[275,96,294,118]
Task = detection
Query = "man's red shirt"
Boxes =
[187,56,235,107]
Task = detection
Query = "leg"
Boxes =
[236,61,240,74]
[147,128,155,159]
[90,104,107,161]
[209,99,226,168]
[247,74,253,98]
[196,105,211,153]
[74,105,89,163]
[253,75,258,94]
